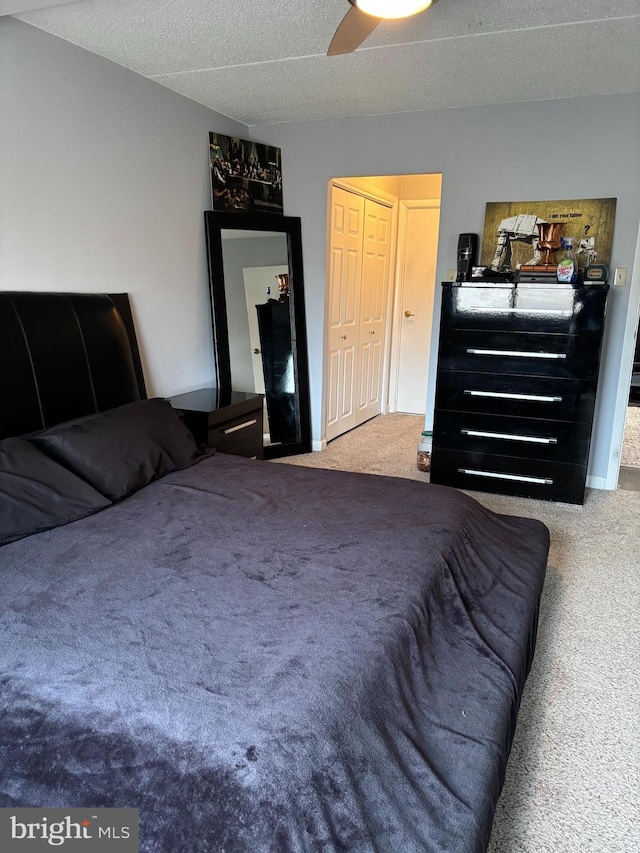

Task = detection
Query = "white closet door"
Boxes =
[326,187,364,442]
[355,198,391,426]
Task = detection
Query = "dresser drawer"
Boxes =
[435,370,597,423]
[441,284,607,334]
[216,433,262,459]
[208,410,262,456]
[433,410,591,464]
[430,448,587,504]
[438,329,603,379]
[170,389,265,458]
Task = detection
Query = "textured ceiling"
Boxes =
[11,0,640,126]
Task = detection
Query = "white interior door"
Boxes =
[326,187,364,442]
[356,199,391,425]
[394,201,440,414]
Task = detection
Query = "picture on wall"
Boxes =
[209,132,283,215]
[480,198,617,273]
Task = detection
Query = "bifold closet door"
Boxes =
[326,186,390,442]
[355,198,391,426]
[326,187,364,442]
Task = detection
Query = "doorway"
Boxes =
[618,317,640,491]
[324,174,442,444]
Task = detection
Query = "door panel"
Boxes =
[358,342,371,410]
[326,349,340,428]
[356,199,391,425]
[341,345,356,419]
[326,187,364,440]
[396,203,440,414]
[326,345,356,430]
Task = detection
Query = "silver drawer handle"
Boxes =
[460,429,558,444]
[459,468,553,485]
[464,390,563,403]
[222,418,257,435]
[466,348,567,359]
[466,307,572,316]
[461,429,557,445]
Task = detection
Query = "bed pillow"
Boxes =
[31,398,201,502]
[0,437,111,546]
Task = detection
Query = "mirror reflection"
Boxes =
[220,229,295,448]
[205,211,311,460]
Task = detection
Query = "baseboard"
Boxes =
[586,474,607,490]
[312,439,326,452]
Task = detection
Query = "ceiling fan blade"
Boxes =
[328,6,380,56]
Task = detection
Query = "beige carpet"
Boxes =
[621,406,640,467]
[274,413,640,852]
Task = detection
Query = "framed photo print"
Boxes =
[209,132,283,215]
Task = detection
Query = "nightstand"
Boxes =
[169,388,264,459]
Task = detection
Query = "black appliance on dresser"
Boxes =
[430,281,609,505]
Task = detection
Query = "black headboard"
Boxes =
[0,292,146,440]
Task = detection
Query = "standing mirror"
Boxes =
[205,211,311,459]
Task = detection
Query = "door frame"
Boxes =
[604,218,640,487]
[321,179,398,448]
[387,197,441,414]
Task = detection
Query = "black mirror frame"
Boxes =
[204,211,312,459]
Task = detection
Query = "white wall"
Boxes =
[0,17,246,397]
[256,95,640,483]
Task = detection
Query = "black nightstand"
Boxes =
[169,388,264,459]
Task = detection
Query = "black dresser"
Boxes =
[430,282,608,504]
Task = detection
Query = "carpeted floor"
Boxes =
[621,406,640,467]
[274,413,640,853]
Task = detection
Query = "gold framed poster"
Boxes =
[480,198,617,273]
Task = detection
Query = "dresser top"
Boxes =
[442,281,608,291]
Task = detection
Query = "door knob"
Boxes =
[253,348,261,354]
[404,310,415,318]
[341,335,347,340]
[371,330,376,335]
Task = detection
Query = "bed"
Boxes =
[0,292,549,852]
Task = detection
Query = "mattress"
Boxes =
[0,453,549,852]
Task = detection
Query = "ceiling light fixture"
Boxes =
[354,0,433,19]
[328,0,434,56]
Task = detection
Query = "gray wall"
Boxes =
[257,95,640,483]
[0,17,245,396]
[2,18,638,484]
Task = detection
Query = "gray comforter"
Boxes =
[0,454,548,852]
